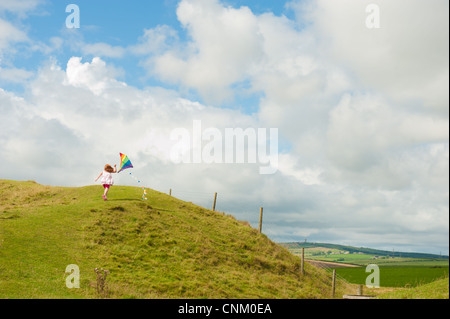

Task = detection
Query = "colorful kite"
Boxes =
[118,153,133,173]
[118,153,147,200]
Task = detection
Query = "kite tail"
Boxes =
[128,172,148,200]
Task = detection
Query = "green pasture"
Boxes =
[336,266,449,288]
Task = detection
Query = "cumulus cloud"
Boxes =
[147,0,265,103]
[64,57,126,95]
[326,93,449,175]
[309,0,449,112]
[20,57,263,184]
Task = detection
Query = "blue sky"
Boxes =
[2,1,178,89]
[0,0,448,254]
[3,0,293,111]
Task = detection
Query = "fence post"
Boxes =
[332,269,336,298]
[357,284,363,296]
[212,192,217,211]
[258,207,263,233]
[301,247,305,276]
[169,189,172,196]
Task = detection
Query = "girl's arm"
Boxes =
[113,164,117,173]
[95,171,103,182]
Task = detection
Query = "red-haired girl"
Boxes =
[95,164,117,201]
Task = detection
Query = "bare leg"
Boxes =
[102,186,109,201]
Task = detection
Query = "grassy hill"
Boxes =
[0,179,348,299]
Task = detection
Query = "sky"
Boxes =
[0,0,448,255]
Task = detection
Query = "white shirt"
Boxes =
[100,171,114,185]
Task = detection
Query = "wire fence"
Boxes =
[161,188,246,213]
[305,259,357,296]
[309,260,352,285]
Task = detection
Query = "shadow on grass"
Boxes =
[99,198,173,213]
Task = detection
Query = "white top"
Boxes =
[100,171,114,185]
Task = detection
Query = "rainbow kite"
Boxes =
[118,153,148,200]
[118,153,133,173]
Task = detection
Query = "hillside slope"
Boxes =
[377,277,449,299]
[0,180,348,299]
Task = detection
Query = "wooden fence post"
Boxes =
[212,192,217,211]
[357,284,363,296]
[258,207,263,233]
[301,247,305,276]
[169,189,172,196]
[332,269,336,298]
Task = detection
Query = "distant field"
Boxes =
[286,244,449,289]
[336,266,449,288]
[308,253,378,263]
[310,254,449,267]
[289,247,448,266]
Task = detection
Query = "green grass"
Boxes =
[377,277,449,299]
[0,179,347,299]
[336,266,449,288]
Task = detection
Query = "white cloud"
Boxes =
[0,67,34,84]
[131,25,179,55]
[27,56,259,166]
[63,57,126,95]
[277,154,323,185]
[0,18,28,55]
[326,93,449,173]
[309,0,449,112]
[148,0,265,103]
[0,0,41,14]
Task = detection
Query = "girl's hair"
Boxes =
[104,164,114,173]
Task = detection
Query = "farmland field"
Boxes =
[283,243,449,289]
[304,253,449,267]
[336,266,448,288]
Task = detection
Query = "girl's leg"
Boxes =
[102,185,109,200]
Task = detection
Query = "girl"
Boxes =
[95,164,117,201]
